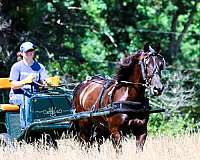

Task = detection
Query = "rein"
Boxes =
[119,80,148,88]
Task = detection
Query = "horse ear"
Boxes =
[156,43,161,54]
[120,55,133,67]
[134,50,145,61]
[124,51,129,58]
[144,42,151,52]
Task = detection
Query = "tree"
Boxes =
[0,0,199,72]
[168,0,199,61]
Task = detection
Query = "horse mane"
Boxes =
[114,50,143,81]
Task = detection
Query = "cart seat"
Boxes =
[0,78,11,89]
[0,78,20,112]
[0,104,20,112]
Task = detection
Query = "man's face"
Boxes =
[23,49,35,60]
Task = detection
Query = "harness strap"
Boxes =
[91,79,111,111]
[139,61,147,82]
[107,81,118,104]
[119,80,147,88]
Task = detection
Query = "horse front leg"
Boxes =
[110,127,122,153]
[136,131,147,152]
[108,114,127,153]
[78,119,93,144]
[130,117,149,152]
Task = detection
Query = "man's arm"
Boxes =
[11,80,25,89]
[11,74,35,89]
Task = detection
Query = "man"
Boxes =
[9,41,48,129]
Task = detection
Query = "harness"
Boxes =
[87,52,165,112]
[87,75,147,112]
[91,77,112,111]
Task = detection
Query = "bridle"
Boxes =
[139,52,165,87]
[120,51,165,88]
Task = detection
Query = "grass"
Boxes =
[0,133,200,160]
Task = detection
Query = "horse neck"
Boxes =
[126,63,145,100]
[128,63,142,83]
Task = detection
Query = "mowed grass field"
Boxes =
[0,133,200,160]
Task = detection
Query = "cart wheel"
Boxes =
[0,133,12,147]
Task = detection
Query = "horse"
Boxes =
[72,43,165,152]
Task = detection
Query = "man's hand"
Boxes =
[20,73,35,85]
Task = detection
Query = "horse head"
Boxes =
[140,43,165,96]
[115,43,165,96]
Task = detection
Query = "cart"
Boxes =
[0,77,165,146]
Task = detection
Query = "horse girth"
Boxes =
[91,78,115,111]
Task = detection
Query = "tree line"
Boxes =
[0,0,199,134]
[0,0,199,76]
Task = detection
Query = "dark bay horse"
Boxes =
[72,43,165,151]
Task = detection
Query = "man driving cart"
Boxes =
[9,41,48,130]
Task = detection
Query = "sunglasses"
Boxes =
[25,49,35,53]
